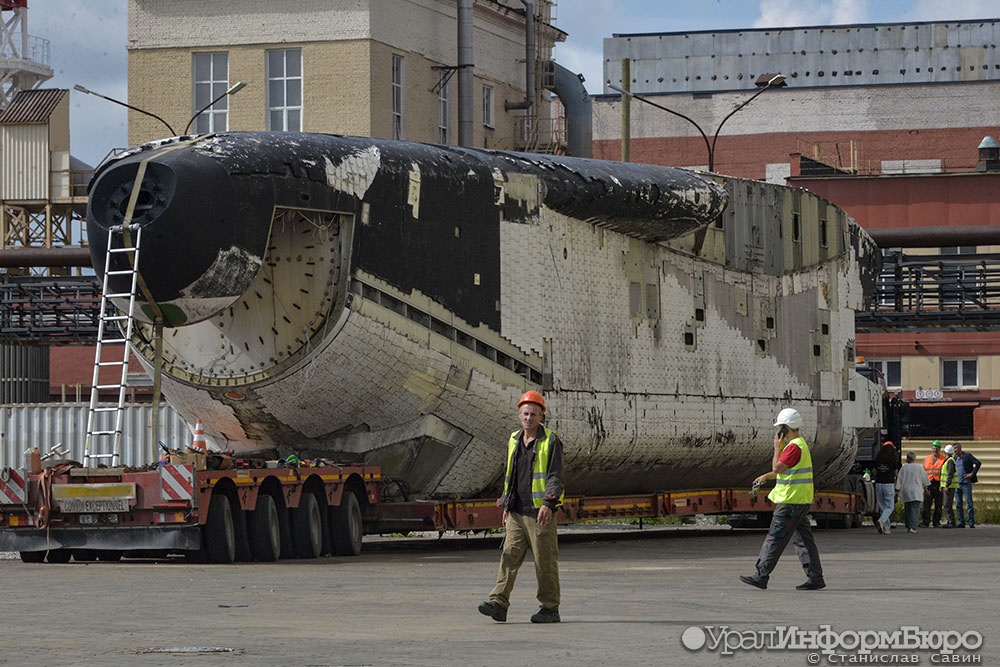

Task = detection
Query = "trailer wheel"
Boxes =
[292,492,323,559]
[248,493,281,562]
[331,490,363,556]
[19,551,45,563]
[73,549,98,562]
[205,493,236,564]
[45,549,72,563]
[97,550,122,562]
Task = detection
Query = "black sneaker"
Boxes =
[957,524,966,528]
[478,600,507,622]
[530,608,560,623]
[739,575,767,590]
[795,580,827,590]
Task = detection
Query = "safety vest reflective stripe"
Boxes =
[769,437,814,505]
[940,457,959,489]
[502,426,565,508]
[923,455,943,481]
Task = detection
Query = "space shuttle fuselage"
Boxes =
[87,132,882,499]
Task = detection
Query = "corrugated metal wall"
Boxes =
[0,346,49,403]
[0,403,193,468]
[1,124,49,200]
[903,439,1000,501]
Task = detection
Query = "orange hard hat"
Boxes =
[518,390,546,413]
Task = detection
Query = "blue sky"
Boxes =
[24,0,1000,166]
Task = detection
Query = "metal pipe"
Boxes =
[549,62,592,158]
[868,225,1000,248]
[0,247,92,267]
[457,0,474,147]
[505,0,534,111]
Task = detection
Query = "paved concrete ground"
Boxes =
[0,523,995,667]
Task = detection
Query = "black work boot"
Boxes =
[530,607,560,623]
[478,600,507,622]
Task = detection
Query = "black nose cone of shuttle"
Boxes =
[87,140,272,326]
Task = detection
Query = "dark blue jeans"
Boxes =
[956,483,975,526]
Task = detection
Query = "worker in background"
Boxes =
[952,443,982,529]
[478,390,565,624]
[873,441,899,534]
[920,441,945,528]
[740,408,825,591]
[939,444,959,528]
[895,451,929,533]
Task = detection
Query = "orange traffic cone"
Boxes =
[191,419,207,453]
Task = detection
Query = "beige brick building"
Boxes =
[126,0,563,151]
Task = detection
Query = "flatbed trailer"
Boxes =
[372,486,868,534]
[0,457,381,563]
[0,455,871,564]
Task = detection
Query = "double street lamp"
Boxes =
[610,72,787,172]
[73,81,248,138]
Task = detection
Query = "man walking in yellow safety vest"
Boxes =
[740,408,825,591]
[479,390,565,623]
[939,444,959,528]
[920,441,945,528]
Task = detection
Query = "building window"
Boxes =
[192,52,230,133]
[483,84,494,128]
[392,54,404,140]
[869,359,901,389]
[438,80,449,144]
[942,359,977,389]
[267,48,302,132]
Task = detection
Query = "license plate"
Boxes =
[78,513,120,525]
[58,497,131,513]
[52,483,135,514]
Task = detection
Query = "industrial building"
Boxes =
[592,19,1000,438]
[125,0,573,154]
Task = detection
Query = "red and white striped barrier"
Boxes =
[159,464,195,501]
[0,467,27,505]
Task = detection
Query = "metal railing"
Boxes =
[0,275,100,343]
[858,253,1000,331]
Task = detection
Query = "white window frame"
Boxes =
[392,54,404,140]
[482,84,494,128]
[869,358,901,390]
[438,80,449,144]
[942,358,977,390]
[267,48,303,132]
[192,52,230,133]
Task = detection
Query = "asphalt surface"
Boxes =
[0,522,994,667]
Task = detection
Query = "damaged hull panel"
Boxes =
[86,131,881,499]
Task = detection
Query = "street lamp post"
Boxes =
[74,81,249,138]
[73,84,177,136]
[610,73,786,172]
[184,81,248,135]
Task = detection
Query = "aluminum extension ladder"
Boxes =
[84,224,144,468]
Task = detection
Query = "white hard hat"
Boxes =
[944,444,955,455]
[773,408,803,430]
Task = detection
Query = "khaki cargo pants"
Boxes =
[489,510,560,611]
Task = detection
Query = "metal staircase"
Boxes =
[83,224,143,468]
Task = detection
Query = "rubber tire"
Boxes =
[45,549,72,563]
[73,549,98,562]
[331,491,363,556]
[205,493,236,564]
[248,493,281,562]
[20,551,45,563]
[96,550,122,562]
[233,498,252,563]
[292,492,323,559]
